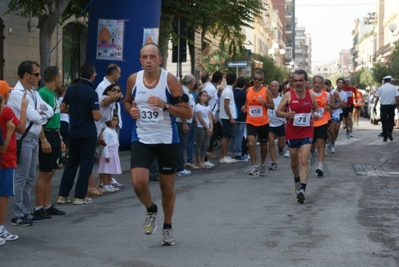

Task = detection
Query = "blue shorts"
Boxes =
[0,168,15,197]
[286,138,313,149]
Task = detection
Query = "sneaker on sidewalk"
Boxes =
[284,150,290,158]
[45,205,66,215]
[103,185,117,193]
[0,228,19,241]
[220,156,236,164]
[204,161,215,168]
[269,163,279,171]
[294,182,300,195]
[225,156,237,163]
[161,228,175,246]
[73,197,93,205]
[259,164,267,177]
[0,237,4,246]
[248,165,259,175]
[111,178,124,189]
[350,131,353,137]
[176,169,192,177]
[57,196,70,204]
[297,189,306,203]
[26,214,44,223]
[346,131,350,139]
[11,217,32,227]
[144,212,157,235]
[331,145,336,153]
[316,163,324,177]
[34,207,51,219]
[185,162,199,169]
[234,155,248,161]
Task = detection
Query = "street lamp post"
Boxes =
[388,23,399,36]
[268,43,286,64]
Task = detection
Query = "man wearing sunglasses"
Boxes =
[7,61,54,226]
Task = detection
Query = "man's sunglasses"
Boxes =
[29,72,40,77]
[111,87,121,92]
[253,77,263,81]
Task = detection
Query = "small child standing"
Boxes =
[98,115,121,192]
[194,91,213,168]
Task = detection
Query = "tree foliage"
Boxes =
[159,0,265,73]
[7,0,90,79]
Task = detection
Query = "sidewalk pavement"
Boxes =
[2,117,399,267]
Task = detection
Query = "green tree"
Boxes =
[7,0,90,77]
[159,0,265,73]
[251,53,287,85]
[372,62,390,85]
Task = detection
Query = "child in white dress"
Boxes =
[98,115,121,192]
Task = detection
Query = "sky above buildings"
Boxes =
[295,0,376,66]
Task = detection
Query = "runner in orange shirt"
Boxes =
[352,87,363,126]
[309,75,333,177]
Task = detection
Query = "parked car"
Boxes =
[368,94,381,125]
[359,90,370,118]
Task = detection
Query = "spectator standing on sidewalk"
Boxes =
[219,73,237,164]
[0,81,25,243]
[124,43,192,246]
[57,62,101,205]
[34,66,66,219]
[276,69,319,203]
[373,75,399,142]
[242,70,274,176]
[228,77,248,160]
[8,61,54,226]
[175,74,196,176]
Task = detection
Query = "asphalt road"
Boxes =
[2,117,399,267]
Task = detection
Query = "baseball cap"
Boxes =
[0,80,13,97]
[344,78,350,81]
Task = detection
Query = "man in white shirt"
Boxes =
[219,74,237,164]
[374,75,399,141]
[8,61,54,226]
[95,64,122,129]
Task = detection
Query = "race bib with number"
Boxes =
[249,106,263,117]
[293,113,311,127]
[318,108,325,117]
[268,109,276,118]
[346,91,352,97]
[138,105,164,124]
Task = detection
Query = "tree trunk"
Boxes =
[38,0,69,82]
[187,24,195,74]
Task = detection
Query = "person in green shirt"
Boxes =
[34,66,66,218]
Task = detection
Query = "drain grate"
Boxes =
[352,164,390,178]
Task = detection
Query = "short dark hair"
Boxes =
[80,62,95,79]
[106,64,120,76]
[293,69,308,81]
[211,71,223,83]
[336,78,345,84]
[17,60,39,79]
[44,66,60,83]
[235,77,247,88]
[226,74,236,85]
[201,73,209,83]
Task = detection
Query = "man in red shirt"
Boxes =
[342,78,357,138]
[276,70,319,204]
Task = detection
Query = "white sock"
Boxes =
[0,225,4,233]
[35,206,43,211]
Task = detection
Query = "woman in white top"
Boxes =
[194,91,213,168]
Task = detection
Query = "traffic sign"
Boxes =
[227,61,248,68]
